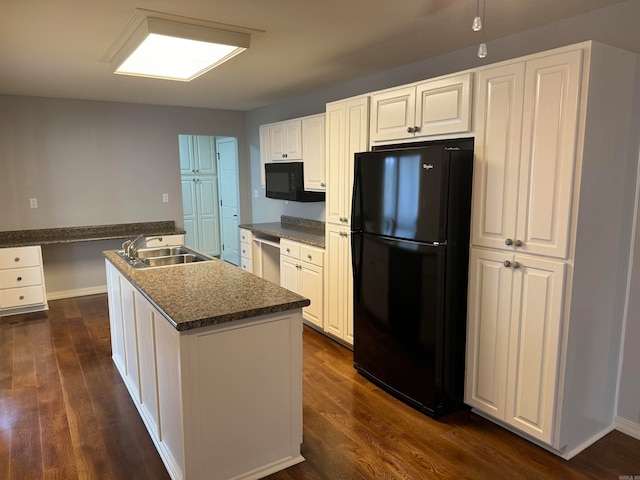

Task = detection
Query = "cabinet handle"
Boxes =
[414,126,421,133]
[505,238,513,246]
[17,276,22,282]
[503,260,511,268]
[307,254,312,260]
[19,295,25,300]
[321,182,326,187]
[286,248,291,253]
[513,261,521,269]
[192,169,195,173]
[14,257,20,262]
[515,240,523,247]
[407,127,414,133]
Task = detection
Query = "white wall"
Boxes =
[0,96,249,295]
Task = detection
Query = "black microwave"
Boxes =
[265,162,325,202]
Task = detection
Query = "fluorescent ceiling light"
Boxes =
[107,9,259,82]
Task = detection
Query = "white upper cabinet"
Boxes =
[325,96,369,226]
[301,114,326,191]
[471,51,582,259]
[370,72,472,143]
[179,135,216,175]
[260,114,325,190]
[269,119,302,161]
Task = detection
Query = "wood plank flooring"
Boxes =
[1,294,639,480]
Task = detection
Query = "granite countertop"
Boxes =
[104,250,309,332]
[240,216,325,248]
[0,221,185,248]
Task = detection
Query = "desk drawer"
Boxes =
[240,241,252,260]
[0,246,42,269]
[0,285,45,309]
[0,267,43,289]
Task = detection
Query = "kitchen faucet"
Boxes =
[122,235,164,259]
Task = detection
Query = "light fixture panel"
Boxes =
[108,11,255,81]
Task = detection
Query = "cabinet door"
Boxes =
[193,135,216,175]
[181,178,199,250]
[326,96,369,226]
[259,124,269,187]
[517,50,582,259]
[471,62,525,250]
[121,278,141,402]
[284,119,303,160]
[135,291,160,438]
[301,114,325,191]
[324,226,353,344]
[196,177,221,257]
[179,134,195,174]
[280,255,299,293]
[105,262,126,375]
[465,248,514,418]
[370,85,415,142]
[505,254,565,444]
[269,122,286,161]
[325,102,346,225]
[300,261,323,329]
[415,72,472,136]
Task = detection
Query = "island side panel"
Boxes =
[182,312,304,480]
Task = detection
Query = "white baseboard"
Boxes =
[615,416,640,440]
[47,285,107,301]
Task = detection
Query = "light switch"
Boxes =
[162,193,169,203]
[30,198,38,208]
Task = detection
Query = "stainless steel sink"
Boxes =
[116,245,213,268]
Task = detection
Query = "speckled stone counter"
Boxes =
[0,221,185,248]
[104,250,309,331]
[240,216,325,248]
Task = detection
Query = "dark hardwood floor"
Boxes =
[1,294,638,480]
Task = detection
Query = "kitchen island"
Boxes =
[103,250,308,480]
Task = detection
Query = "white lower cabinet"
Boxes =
[465,248,566,443]
[0,245,48,316]
[280,239,324,329]
[105,259,303,480]
[323,225,353,345]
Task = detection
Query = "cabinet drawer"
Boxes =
[240,241,252,260]
[0,246,42,269]
[239,229,252,243]
[0,266,43,289]
[280,239,300,259]
[240,257,253,273]
[300,245,324,267]
[0,285,45,308]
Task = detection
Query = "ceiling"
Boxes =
[0,0,629,111]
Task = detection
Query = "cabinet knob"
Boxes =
[505,238,513,246]
[286,248,291,253]
[513,261,521,269]
[307,254,312,260]
[14,257,20,262]
[17,276,22,282]
[19,295,25,300]
[503,260,511,268]
[321,182,326,187]
[414,126,421,133]
[515,240,523,247]
[407,127,414,133]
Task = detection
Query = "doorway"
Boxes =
[179,134,240,265]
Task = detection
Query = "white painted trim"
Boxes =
[560,424,615,460]
[47,285,107,300]
[615,416,640,441]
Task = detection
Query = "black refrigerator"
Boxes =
[351,139,474,418]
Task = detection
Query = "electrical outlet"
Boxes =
[30,198,38,208]
[162,193,169,203]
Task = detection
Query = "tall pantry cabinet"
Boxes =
[324,95,370,345]
[465,42,638,457]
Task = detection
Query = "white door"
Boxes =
[181,178,198,250]
[196,177,221,256]
[216,137,240,266]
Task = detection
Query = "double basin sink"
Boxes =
[117,245,214,269]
